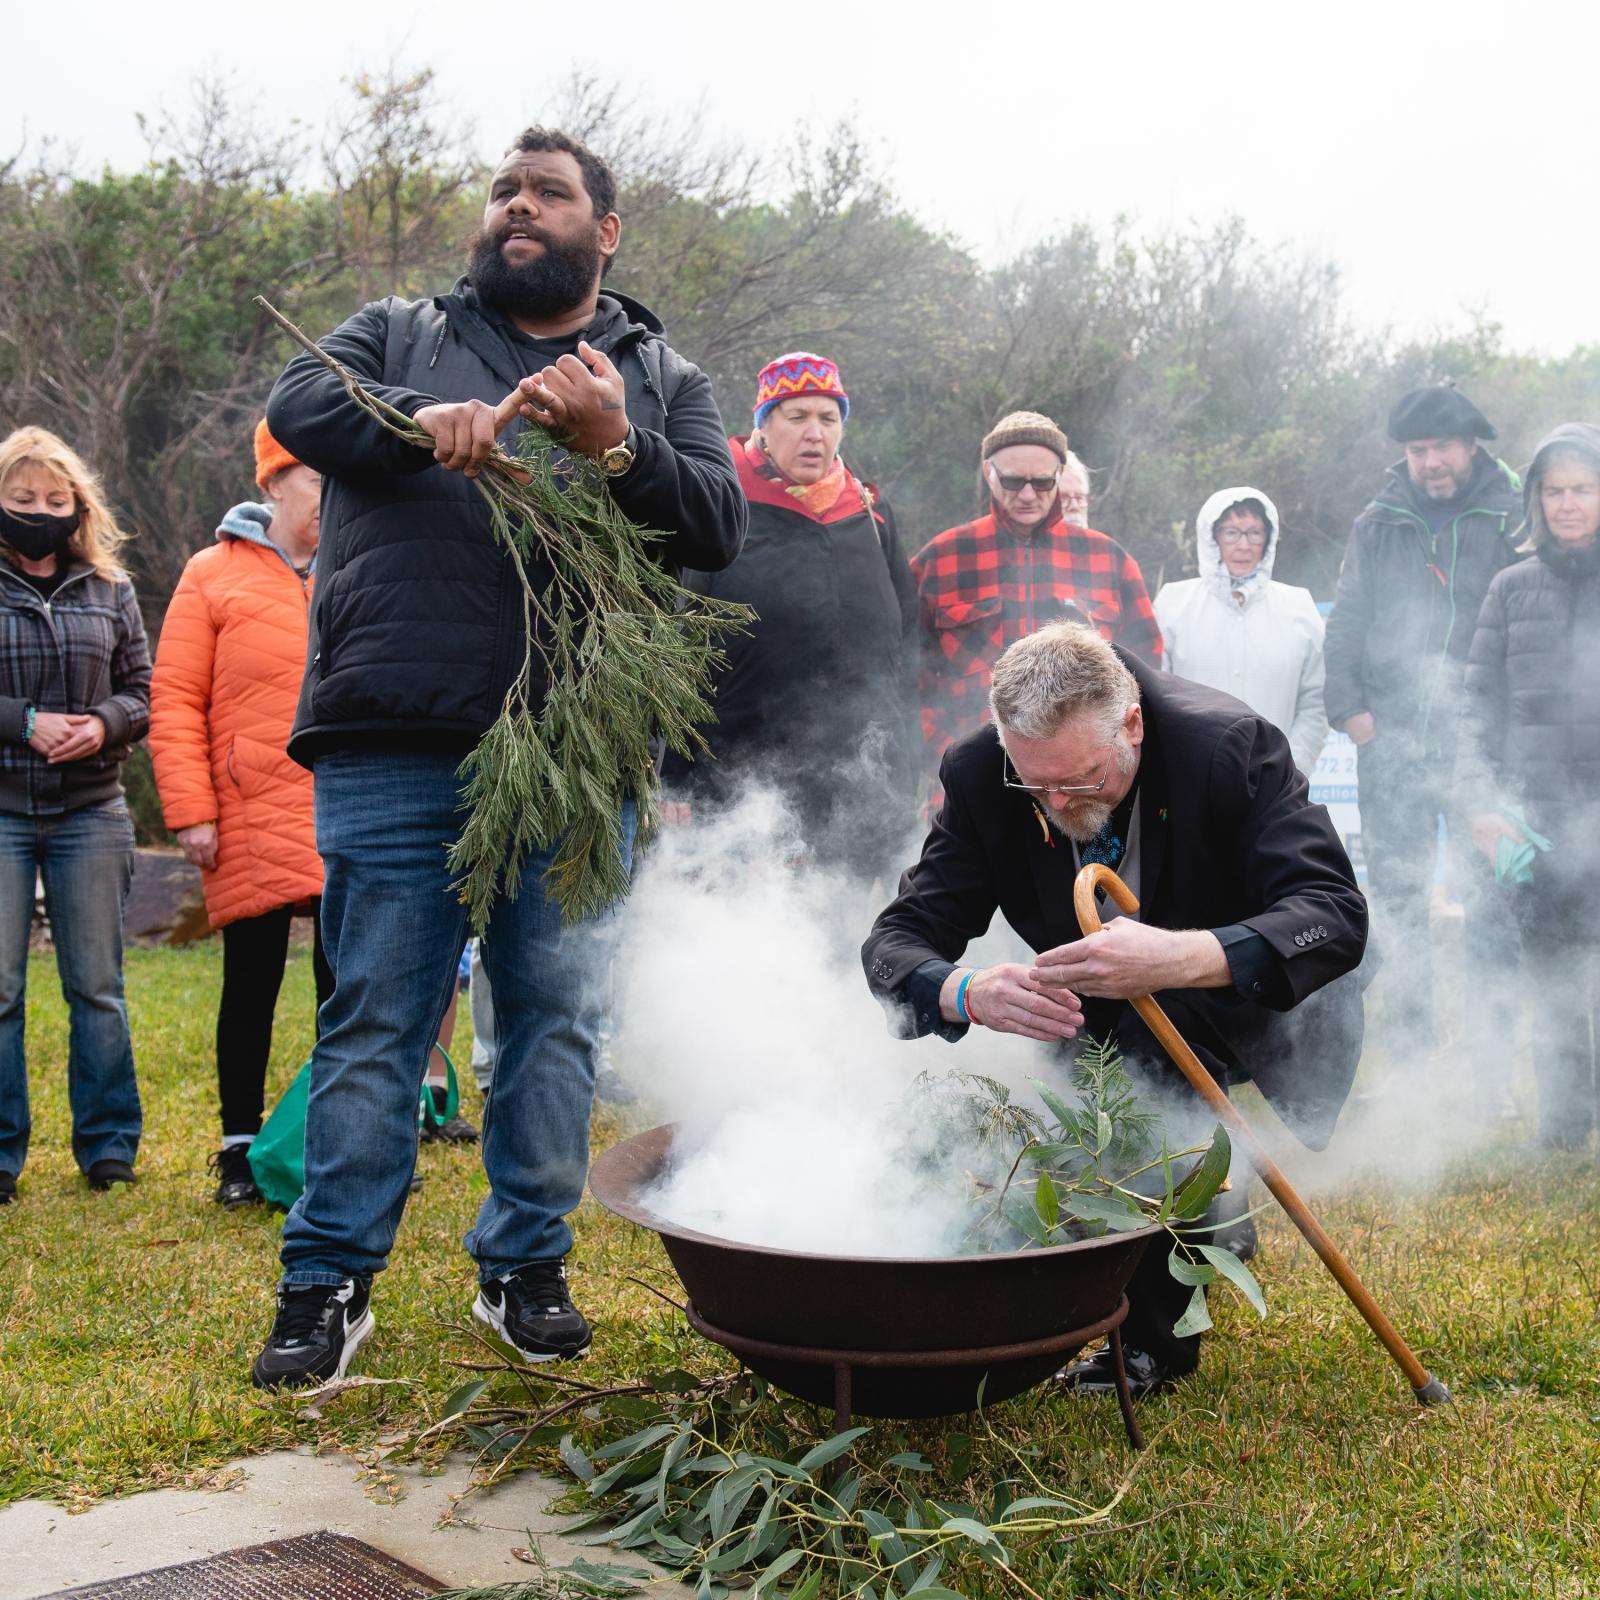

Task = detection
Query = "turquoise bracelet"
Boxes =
[955,968,976,1024]
[21,705,35,743]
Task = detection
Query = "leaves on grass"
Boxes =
[419,1363,1127,1600]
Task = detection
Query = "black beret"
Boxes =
[1387,385,1496,443]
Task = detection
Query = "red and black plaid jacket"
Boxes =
[909,509,1162,765]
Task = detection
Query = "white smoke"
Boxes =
[607,777,1539,1262]
[610,785,1058,1257]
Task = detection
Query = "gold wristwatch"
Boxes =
[599,429,636,479]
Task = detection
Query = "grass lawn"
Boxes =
[2,941,1598,1597]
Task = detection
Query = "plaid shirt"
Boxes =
[0,563,151,816]
[909,510,1161,763]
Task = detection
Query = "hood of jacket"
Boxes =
[1524,421,1600,555]
[1195,485,1280,602]
[216,502,312,575]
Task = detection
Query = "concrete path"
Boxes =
[0,1448,683,1598]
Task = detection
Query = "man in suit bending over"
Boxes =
[862,622,1368,1393]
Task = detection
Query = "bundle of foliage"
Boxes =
[421,1360,1138,1600]
[257,298,751,929]
[900,1041,1265,1336]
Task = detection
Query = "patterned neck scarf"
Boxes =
[742,434,857,519]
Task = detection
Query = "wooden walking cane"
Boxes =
[1072,863,1452,1407]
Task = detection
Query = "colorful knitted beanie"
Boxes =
[753,352,850,428]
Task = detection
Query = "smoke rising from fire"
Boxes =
[608,766,1546,1259]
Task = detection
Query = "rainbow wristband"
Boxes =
[955,969,976,1024]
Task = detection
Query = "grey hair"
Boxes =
[1062,450,1091,489]
[988,622,1140,741]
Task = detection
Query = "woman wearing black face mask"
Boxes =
[0,427,151,1204]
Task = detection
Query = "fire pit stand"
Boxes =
[685,1296,1146,1452]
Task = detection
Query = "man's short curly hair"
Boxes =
[507,126,618,219]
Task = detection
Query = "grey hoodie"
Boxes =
[216,502,313,576]
[1521,422,1600,550]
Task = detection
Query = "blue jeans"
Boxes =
[280,751,634,1288]
[0,799,139,1176]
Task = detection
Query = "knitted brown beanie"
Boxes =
[980,410,1069,463]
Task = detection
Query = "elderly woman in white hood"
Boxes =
[1154,488,1329,774]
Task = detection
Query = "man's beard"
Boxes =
[467,222,603,321]
[1043,799,1113,844]
[1418,463,1473,501]
[1036,741,1138,843]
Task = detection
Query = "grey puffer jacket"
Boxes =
[1457,424,1600,838]
[0,561,151,815]
[1323,449,1521,747]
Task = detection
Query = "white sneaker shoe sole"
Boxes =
[337,1309,375,1377]
[472,1290,589,1364]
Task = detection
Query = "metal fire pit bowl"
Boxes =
[590,1125,1161,1443]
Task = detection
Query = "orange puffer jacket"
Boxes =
[149,506,322,928]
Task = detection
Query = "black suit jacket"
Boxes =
[862,652,1369,1144]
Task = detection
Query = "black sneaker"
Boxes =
[0,1170,15,1205]
[1058,1343,1176,1400]
[473,1260,591,1363]
[86,1158,136,1191]
[209,1146,262,1208]
[250,1277,374,1390]
[420,1088,479,1144]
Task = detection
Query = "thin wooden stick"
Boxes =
[1072,863,1452,1407]
[253,295,527,470]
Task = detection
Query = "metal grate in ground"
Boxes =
[36,1532,446,1600]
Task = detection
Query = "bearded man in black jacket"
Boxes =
[862,623,1368,1393]
[1323,385,1520,1094]
[249,127,746,1390]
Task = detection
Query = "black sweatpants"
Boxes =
[217,904,334,1139]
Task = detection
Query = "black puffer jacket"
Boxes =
[1458,424,1600,925]
[1323,449,1521,746]
[266,283,746,765]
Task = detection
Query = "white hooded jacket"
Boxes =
[1153,487,1329,774]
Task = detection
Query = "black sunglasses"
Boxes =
[991,471,1058,494]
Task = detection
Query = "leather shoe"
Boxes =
[1058,1343,1173,1399]
[86,1158,137,1192]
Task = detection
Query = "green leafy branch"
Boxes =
[255,296,752,930]
[911,1040,1268,1336]
[422,1362,1154,1600]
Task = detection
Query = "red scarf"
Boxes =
[731,434,876,526]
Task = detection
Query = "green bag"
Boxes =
[248,1057,312,1211]
[248,1048,461,1211]
[418,1046,461,1131]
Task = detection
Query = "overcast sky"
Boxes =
[10,0,1597,356]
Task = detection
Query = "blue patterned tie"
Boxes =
[1078,815,1124,869]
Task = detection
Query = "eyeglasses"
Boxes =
[1060,493,1089,512]
[1003,744,1115,799]
[989,468,1058,495]
[1216,527,1267,546]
